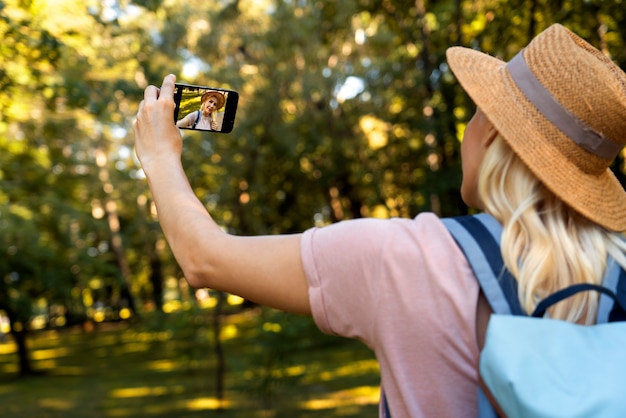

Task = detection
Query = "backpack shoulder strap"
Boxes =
[600,258,626,323]
[192,109,201,128]
[443,214,626,322]
[442,214,524,316]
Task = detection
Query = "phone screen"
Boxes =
[173,83,239,133]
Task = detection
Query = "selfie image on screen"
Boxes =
[174,86,232,132]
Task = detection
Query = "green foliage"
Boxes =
[244,307,340,406]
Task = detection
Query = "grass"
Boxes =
[0,307,380,417]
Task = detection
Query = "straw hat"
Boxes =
[447,24,626,232]
[201,91,225,109]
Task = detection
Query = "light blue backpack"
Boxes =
[442,214,626,418]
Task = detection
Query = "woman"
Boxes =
[176,90,225,131]
[133,24,626,417]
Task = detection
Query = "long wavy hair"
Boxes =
[478,136,626,324]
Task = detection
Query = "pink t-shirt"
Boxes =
[300,212,481,417]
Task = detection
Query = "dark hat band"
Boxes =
[507,51,621,160]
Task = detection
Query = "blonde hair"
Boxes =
[478,136,626,324]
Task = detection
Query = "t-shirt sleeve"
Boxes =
[300,212,479,347]
[301,214,464,339]
[301,217,392,343]
[300,213,482,417]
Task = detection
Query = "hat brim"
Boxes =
[447,46,626,232]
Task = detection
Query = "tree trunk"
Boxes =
[149,255,164,312]
[212,292,226,409]
[95,148,137,316]
[5,308,34,376]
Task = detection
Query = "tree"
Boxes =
[0,0,146,374]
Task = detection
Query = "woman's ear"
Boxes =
[484,125,498,147]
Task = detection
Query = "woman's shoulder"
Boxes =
[302,212,460,270]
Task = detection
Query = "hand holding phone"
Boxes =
[174,83,239,133]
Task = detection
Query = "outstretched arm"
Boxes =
[176,110,199,128]
[133,75,311,315]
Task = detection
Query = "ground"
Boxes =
[0,308,380,417]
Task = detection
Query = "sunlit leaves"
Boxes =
[359,115,389,150]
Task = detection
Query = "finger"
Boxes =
[159,74,177,101]
[144,85,160,103]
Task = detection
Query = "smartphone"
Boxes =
[173,83,239,133]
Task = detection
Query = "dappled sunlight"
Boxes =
[262,321,282,333]
[241,362,309,381]
[312,359,380,382]
[106,381,235,416]
[300,385,380,410]
[145,359,180,372]
[0,341,16,355]
[110,385,185,399]
[197,296,218,309]
[186,397,232,411]
[221,323,239,340]
[115,342,151,354]
[31,346,69,360]
[38,397,76,411]
[162,300,186,313]
[227,294,245,306]
[360,115,390,150]
[121,330,173,344]
[0,309,381,417]
[106,398,236,418]
[240,356,379,390]
[106,402,193,418]
[371,204,390,219]
[283,364,306,377]
[32,359,58,369]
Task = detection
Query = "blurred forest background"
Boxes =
[1,0,626,416]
